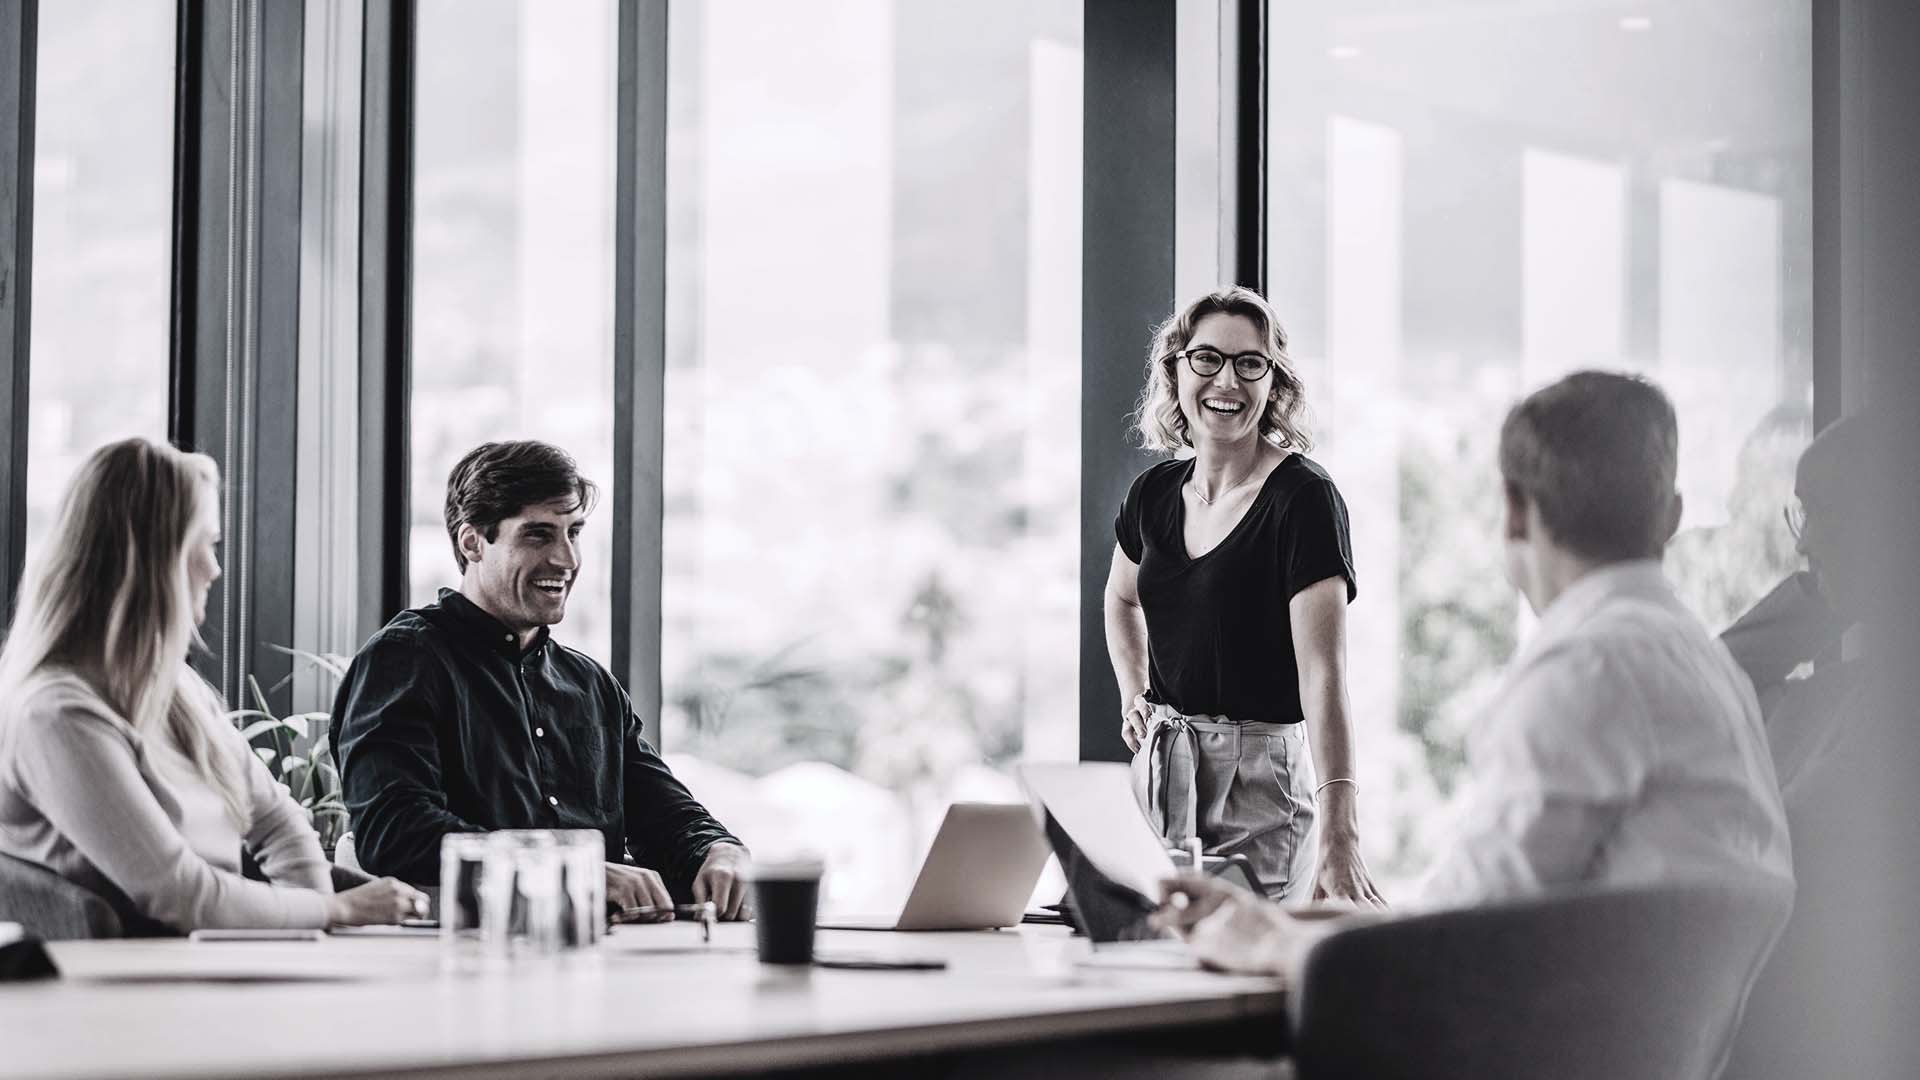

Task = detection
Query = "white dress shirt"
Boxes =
[1420,561,1793,906]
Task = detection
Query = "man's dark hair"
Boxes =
[1498,371,1679,562]
[444,441,599,572]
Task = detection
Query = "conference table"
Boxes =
[0,924,1289,1078]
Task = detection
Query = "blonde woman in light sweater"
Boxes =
[0,438,423,932]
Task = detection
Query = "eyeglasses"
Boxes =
[1783,502,1807,543]
[1179,346,1273,382]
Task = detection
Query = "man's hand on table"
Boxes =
[606,863,673,919]
[692,842,750,921]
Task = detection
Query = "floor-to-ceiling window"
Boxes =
[0,0,1835,914]
[1267,0,1814,891]
[660,0,1084,912]
[23,0,175,550]
[408,0,618,663]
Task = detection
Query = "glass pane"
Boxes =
[410,0,617,661]
[1268,4,1813,891]
[25,0,176,549]
[662,0,1084,913]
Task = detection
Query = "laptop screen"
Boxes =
[1039,810,1169,944]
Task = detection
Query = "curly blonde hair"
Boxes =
[1130,286,1312,452]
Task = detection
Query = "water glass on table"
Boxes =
[557,829,607,948]
[439,832,492,945]
[486,831,567,955]
[440,829,606,962]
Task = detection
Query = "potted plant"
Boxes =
[227,646,352,856]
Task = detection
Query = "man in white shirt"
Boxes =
[1157,370,1793,975]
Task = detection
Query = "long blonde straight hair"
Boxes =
[0,438,247,824]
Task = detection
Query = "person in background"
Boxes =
[1105,286,1380,904]
[332,441,750,919]
[0,438,423,932]
[1722,412,1878,798]
[1156,371,1792,976]
[1664,402,1811,631]
[1725,412,1897,1079]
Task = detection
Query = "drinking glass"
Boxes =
[557,829,607,947]
[438,833,492,945]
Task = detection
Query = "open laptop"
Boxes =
[816,802,1051,931]
[1035,807,1162,943]
[1017,763,1211,967]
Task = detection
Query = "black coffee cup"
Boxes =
[746,856,824,965]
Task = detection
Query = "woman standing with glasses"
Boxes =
[1105,287,1381,905]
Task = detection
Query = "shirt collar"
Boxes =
[435,587,551,660]
[1523,558,1674,658]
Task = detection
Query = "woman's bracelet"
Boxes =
[1315,777,1357,796]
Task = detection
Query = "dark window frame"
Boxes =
[610,0,670,748]
[168,0,307,713]
[357,0,413,642]
[0,0,36,624]
[1078,0,1180,762]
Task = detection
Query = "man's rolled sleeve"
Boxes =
[332,632,483,885]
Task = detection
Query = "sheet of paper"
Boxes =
[1017,762,1174,901]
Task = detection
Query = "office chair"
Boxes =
[0,852,124,940]
[1287,881,1792,1080]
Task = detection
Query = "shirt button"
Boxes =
[547,795,559,807]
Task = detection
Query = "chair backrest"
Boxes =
[1289,881,1793,1080]
[0,852,124,941]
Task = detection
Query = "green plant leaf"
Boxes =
[282,711,332,736]
[264,643,352,680]
[247,675,275,716]
[254,747,277,765]
[239,718,304,742]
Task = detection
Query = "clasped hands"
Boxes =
[605,841,750,922]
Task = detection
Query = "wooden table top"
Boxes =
[0,924,1285,1079]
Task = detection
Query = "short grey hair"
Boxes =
[1498,371,1679,562]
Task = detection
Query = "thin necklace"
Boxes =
[1188,464,1259,506]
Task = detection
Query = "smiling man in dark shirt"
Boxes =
[332,441,748,918]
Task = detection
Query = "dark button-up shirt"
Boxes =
[331,589,739,893]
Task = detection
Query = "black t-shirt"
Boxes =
[1115,455,1357,726]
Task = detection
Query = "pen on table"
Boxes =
[613,901,717,941]
[614,902,712,919]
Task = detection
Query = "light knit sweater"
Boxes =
[0,669,332,930]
